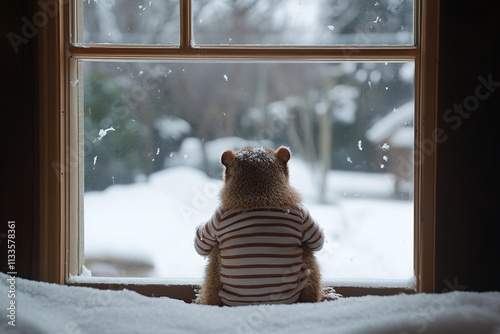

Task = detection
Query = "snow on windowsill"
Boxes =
[68,275,416,290]
[67,275,203,286]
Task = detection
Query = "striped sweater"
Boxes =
[194,205,324,306]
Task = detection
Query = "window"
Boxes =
[39,0,439,297]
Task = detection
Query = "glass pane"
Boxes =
[193,0,414,46]
[76,0,179,45]
[79,60,414,280]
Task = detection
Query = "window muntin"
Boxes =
[75,0,414,47]
[80,60,414,281]
[66,3,417,290]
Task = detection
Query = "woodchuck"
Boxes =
[194,146,325,306]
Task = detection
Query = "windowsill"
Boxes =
[324,277,416,289]
[68,276,416,290]
[67,276,416,302]
[67,276,204,286]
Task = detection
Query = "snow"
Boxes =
[165,137,205,169]
[235,147,272,162]
[329,84,359,124]
[365,101,413,146]
[154,117,191,140]
[389,127,414,148]
[357,140,363,151]
[399,62,415,83]
[1,272,500,334]
[84,157,413,281]
[94,126,115,141]
[85,167,217,279]
[80,265,92,278]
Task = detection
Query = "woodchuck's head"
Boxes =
[219,146,301,211]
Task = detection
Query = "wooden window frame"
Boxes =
[38,0,439,301]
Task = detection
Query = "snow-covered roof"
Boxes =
[389,127,414,148]
[365,101,414,148]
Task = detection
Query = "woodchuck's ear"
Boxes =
[275,146,291,163]
[221,150,236,167]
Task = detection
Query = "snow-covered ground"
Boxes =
[3,272,500,334]
[83,158,413,283]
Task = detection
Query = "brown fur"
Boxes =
[198,146,323,305]
[298,249,323,302]
[219,147,301,211]
[198,245,224,306]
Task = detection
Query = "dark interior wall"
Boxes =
[436,0,500,292]
[1,0,37,279]
[0,0,499,292]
